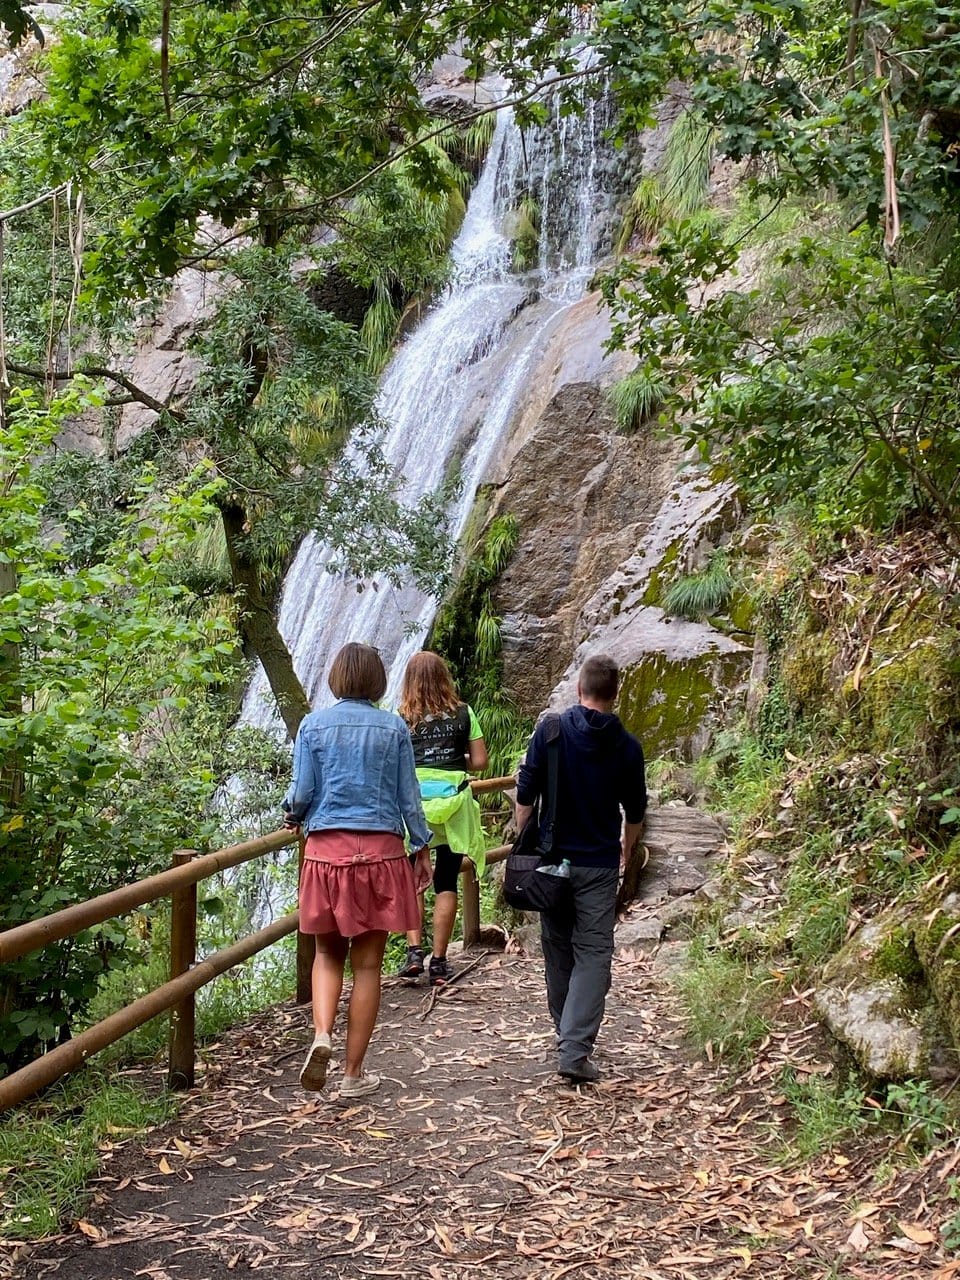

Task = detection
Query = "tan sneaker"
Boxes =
[299,1032,332,1091]
[339,1072,380,1098]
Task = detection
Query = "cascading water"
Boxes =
[240,87,621,735]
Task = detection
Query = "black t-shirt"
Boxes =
[409,704,471,770]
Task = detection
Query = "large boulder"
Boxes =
[544,469,751,758]
[813,904,959,1081]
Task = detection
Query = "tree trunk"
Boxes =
[219,498,311,740]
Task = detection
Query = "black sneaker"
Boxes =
[398,946,424,981]
[558,1058,600,1084]
[428,955,452,987]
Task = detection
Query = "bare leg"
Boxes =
[312,932,349,1036]
[343,930,388,1078]
[405,891,425,948]
[431,890,458,959]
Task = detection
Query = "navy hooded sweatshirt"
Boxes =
[516,704,647,868]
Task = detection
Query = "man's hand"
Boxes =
[413,845,432,892]
[283,813,301,831]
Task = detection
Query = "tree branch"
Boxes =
[5,360,186,422]
[0,185,69,225]
[325,65,603,205]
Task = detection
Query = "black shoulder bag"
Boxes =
[503,714,570,912]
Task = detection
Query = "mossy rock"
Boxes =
[641,538,681,608]
[815,908,958,1079]
[726,587,756,634]
[781,630,832,710]
[853,603,960,756]
[912,869,960,1057]
[618,648,750,760]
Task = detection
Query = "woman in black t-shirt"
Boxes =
[396,651,487,986]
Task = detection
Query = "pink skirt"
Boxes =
[299,830,420,938]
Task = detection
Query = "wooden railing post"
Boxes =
[461,857,480,948]
[296,834,312,1005]
[168,850,197,1090]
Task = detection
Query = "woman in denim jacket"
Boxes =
[283,642,432,1098]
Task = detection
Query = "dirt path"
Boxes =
[10,946,959,1280]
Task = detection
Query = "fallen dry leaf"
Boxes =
[845,1220,871,1254]
[897,1221,937,1245]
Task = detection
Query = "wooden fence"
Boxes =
[0,776,515,1114]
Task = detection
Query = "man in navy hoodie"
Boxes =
[515,654,647,1083]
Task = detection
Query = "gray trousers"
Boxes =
[540,865,619,1071]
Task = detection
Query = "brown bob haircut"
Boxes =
[578,653,619,704]
[327,642,387,702]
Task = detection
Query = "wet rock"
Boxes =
[116,268,221,449]
[0,5,57,115]
[544,470,752,758]
[484,289,652,712]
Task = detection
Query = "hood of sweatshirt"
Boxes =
[566,704,624,751]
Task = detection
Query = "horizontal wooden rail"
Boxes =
[0,775,519,1109]
[0,912,299,1112]
[469,775,516,795]
[0,829,297,965]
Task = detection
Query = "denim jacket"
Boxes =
[283,699,432,849]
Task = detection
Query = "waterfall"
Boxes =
[240,90,619,734]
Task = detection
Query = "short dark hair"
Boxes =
[578,654,619,703]
[327,643,387,701]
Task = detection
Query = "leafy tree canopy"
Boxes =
[591,0,960,546]
[0,0,597,732]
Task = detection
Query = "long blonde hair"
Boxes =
[398,651,460,726]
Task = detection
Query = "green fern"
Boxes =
[481,514,519,575]
[661,554,735,620]
[608,368,668,434]
[475,596,503,667]
[463,112,496,163]
[429,512,528,778]
[616,109,715,252]
[505,195,540,271]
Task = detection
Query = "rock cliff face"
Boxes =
[482,288,751,756]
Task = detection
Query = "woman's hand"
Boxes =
[413,845,432,892]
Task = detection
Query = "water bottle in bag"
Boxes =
[535,858,571,879]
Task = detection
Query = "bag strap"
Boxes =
[539,713,561,857]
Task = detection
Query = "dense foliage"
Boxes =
[0,391,239,1070]
[596,0,960,547]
